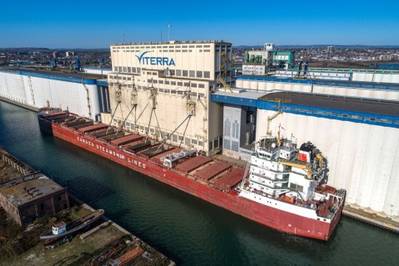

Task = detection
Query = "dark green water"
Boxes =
[0,101,398,266]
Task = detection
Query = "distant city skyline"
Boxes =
[1,0,399,48]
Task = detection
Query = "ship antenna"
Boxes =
[277,124,282,146]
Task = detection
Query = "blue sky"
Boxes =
[1,0,398,48]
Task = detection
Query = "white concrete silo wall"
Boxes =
[312,85,399,101]
[352,72,399,83]
[256,109,399,218]
[86,83,100,119]
[0,72,27,104]
[237,78,399,101]
[29,77,102,119]
[0,71,101,120]
[30,77,87,116]
[262,81,312,93]
[235,79,243,89]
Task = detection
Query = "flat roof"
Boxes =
[0,68,105,85]
[111,40,231,46]
[0,174,64,207]
[260,92,399,117]
[214,89,268,100]
[237,75,399,91]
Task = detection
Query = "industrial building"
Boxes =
[242,43,295,75]
[102,40,232,155]
[0,69,110,120]
[83,67,112,76]
[0,173,70,226]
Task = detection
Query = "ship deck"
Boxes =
[53,114,247,193]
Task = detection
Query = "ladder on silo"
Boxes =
[27,76,35,106]
[82,82,92,118]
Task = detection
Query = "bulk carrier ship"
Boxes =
[38,108,346,241]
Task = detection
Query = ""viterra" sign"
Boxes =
[136,51,176,66]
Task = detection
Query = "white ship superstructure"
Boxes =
[239,136,346,222]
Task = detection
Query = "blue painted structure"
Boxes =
[211,93,399,128]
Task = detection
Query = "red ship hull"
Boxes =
[52,123,343,241]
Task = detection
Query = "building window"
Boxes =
[209,141,213,150]
[165,80,170,85]
[169,70,175,76]
[191,83,197,88]
[196,71,202,78]
[224,119,231,137]
[204,71,210,78]
[198,84,205,88]
[214,139,218,148]
[177,82,183,86]
[289,183,304,192]
[171,81,176,85]
[123,67,127,73]
[176,70,182,76]
[189,70,195,77]
[128,67,131,73]
[184,82,190,87]
[182,70,188,77]
[232,141,239,152]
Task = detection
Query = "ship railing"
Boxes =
[249,169,289,180]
